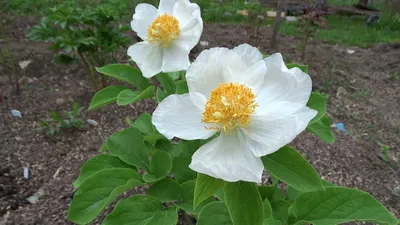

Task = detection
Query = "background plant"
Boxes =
[37,103,84,135]
[27,5,131,91]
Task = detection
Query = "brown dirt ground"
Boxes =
[0,15,399,225]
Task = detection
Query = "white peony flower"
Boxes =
[128,0,203,78]
[152,44,317,183]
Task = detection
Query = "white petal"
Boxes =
[127,42,163,78]
[186,47,231,98]
[189,131,264,183]
[257,53,312,109]
[152,92,216,140]
[173,0,203,45]
[241,105,317,157]
[162,42,190,72]
[131,3,158,40]
[232,43,263,67]
[158,0,179,14]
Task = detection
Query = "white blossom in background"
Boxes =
[152,44,317,183]
[128,0,203,78]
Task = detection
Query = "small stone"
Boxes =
[199,41,209,47]
[63,76,69,81]
[346,49,355,54]
[56,98,65,105]
[18,60,32,70]
[286,16,298,22]
[79,81,85,86]
[11,110,22,118]
[15,136,22,141]
[87,119,98,126]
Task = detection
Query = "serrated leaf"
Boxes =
[143,150,172,183]
[116,86,154,105]
[67,168,142,224]
[307,92,327,124]
[102,195,162,225]
[307,115,335,144]
[194,173,225,208]
[147,179,183,202]
[107,127,149,170]
[288,187,399,225]
[224,181,264,225]
[73,154,135,188]
[197,202,233,225]
[262,146,324,192]
[96,64,150,90]
[89,86,129,110]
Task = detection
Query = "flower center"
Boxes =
[147,14,180,48]
[202,83,258,134]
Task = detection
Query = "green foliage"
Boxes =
[102,195,178,225]
[224,181,264,225]
[194,173,225,208]
[37,103,83,135]
[67,58,398,225]
[89,85,129,110]
[27,5,131,90]
[288,187,400,225]
[262,146,324,192]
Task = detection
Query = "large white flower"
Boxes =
[152,44,317,183]
[128,0,203,78]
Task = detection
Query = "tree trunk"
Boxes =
[359,0,368,6]
[270,0,287,49]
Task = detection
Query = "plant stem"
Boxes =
[0,17,19,93]
[78,52,99,91]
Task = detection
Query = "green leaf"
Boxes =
[176,80,189,94]
[67,168,142,224]
[287,63,308,73]
[156,139,181,157]
[156,73,176,95]
[73,154,134,188]
[172,154,196,183]
[147,179,183,202]
[264,218,283,225]
[272,200,291,224]
[116,86,155,105]
[96,64,150,90]
[176,181,213,214]
[89,86,129,110]
[307,115,335,144]
[167,71,181,80]
[262,146,324,192]
[51,53,77,64]
[156,87,168,102]
[286,185,301,202]
[128,113,156,135]
[224,181,264,225]
[143,150,172,183]
[264,198,273,219]
[102,195,162,225]
[321,179,335,187]
[197,202,233,225]
[258,186,285,202]
[307,92,327,124]
[107,127,149,170]
[194,173,225,208]
[288,187,400,225]
[145,207,178,225]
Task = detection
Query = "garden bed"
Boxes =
[0,16,399,224]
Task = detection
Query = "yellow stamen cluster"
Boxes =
[147,14,180,48]
[202,83,258,134]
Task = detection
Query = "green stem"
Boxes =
[78,52,99,91]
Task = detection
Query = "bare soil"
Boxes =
[0,16,399,225]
